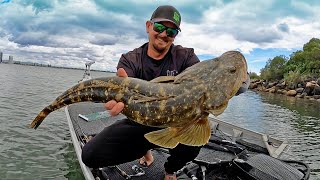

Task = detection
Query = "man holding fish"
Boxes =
[81,5,249,180]
[30,5,249,180]
[82,5,202,180]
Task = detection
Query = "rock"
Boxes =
[317,78,320,86]
[303,87,312,95]
[277,89,282,94]
[296,94,304,98]
[276,82,286,89]
[252,79,260,83]
[249,83,258,89]
[295,88,304,94]
[306,81,316,88]
[313,86,320,95]
[262,81,268,87]
[269,88,277,93]
[267,82,277,89]
[303,82,316,96]
[286,90,297,96]
[287,83,296,90]
[297,83,303,88]
[313,95,320,99]
[258,86,266,92]
[281,90,288,95]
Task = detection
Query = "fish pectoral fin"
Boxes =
[144,127,180,149]
[145,119,212,148]
[149,76,176,83]
[207,102,228,116]
[175,118,211,146]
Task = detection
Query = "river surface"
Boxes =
[0,63,319,180]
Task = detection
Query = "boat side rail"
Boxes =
[209,116,289,158]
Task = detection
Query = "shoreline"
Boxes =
[249,79,320,102]
[0,61,114,73]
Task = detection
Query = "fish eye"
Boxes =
[229,66,237,74]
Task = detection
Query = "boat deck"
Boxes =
[66,102,291,180]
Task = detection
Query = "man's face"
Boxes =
[146,21,177,54]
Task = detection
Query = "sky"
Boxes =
[0,0,319,74]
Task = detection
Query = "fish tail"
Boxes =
[30,77,125,129]
[29,106,52,129]
[30,84,110,129]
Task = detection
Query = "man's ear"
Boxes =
[146,21,152,33]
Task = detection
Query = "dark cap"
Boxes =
[150,5,181,31]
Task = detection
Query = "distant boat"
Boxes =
[79,61,95,82]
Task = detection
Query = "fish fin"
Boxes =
[150,76,175,83]
[208,102,228,116]
[144,127,180,148]
[175,118,211,146]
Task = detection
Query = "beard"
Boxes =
[152,43,166,53]
[151,35,171,53]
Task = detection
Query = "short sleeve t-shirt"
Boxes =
[117,43,200,81]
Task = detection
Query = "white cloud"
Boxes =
[0,0,319,74]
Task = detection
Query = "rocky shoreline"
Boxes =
[249,78,320,102]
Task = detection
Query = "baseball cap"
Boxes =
[150,5,181,31]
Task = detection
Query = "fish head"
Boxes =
[202,51,248,115]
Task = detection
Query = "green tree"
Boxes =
[285,50,306,73]
[249,72,259,80]
[286,38,320,75]
[303,38,320,52]
[260,56,287,80]
[260,37,320,82]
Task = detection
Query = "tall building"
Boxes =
[8,55,13,64]
[0,52,3,63]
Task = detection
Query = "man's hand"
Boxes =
[104,68,128,116]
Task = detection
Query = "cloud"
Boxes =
[0,0,319,74]
[277,23,290,33]
[0,0,11,5]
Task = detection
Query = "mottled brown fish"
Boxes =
[30,51,248,148]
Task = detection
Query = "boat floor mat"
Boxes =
[100,147,236,180]
[102,149,169,180]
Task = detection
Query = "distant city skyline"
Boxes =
[0,52,15,63]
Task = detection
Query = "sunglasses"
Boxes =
[152,22,179,38]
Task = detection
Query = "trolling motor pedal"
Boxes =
[113,165,146,179]
[131,165,145,176]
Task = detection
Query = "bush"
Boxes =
[284,70,302,89]
[249,72,259,80]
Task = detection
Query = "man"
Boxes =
[82,5,201,180]
[82,5,250,180]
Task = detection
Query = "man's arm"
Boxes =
[117,54,136,77]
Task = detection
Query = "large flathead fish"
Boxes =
[30,51,248,148]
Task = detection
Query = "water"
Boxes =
[219,91,320,179]
[0,64,319,179]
